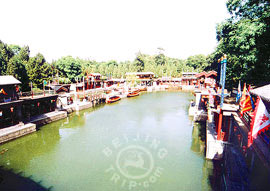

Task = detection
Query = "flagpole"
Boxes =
[31,82,33,98]
[220,55,227,108]
[217,55,227,140]
[218,58,222,87]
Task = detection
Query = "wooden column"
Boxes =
[16,104,22,122]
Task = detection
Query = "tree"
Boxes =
[154,48,166,66]
[0,40,14,75]
[26,53,52,88]
[55,56,82,82]
[185,54,209,72]
[18,46,30,61]
[8,44,21,55]
[1,39,211,88]
[6,55,29,90]
[214,0,270,88]
[134,52,145,72]
[2,44,30,90]
[81,60,96,76]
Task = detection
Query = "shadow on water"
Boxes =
[191,122,223,191]
[0,121,60,190]
[0,166,50,191]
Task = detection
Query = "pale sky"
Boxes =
[0,0,230,62]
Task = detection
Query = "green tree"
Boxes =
[3,44,30,90]
[6,55,29,90]
[0,40,14,75]
[134,52,145,72]
[185,54,209,72]
[214,0,270,88]
[26,53,52,88]
[55,56,82,82]
[18,46,30,61]
[154,48,166,66]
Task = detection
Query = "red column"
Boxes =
[215,112,219,132]
[217,107,223,140]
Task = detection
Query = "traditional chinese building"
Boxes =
[105,78,125,87]
[171,78,181,85]
[157,77,181,87]
[160,76,172,85]
[20,94,58,122]
[0,76,23,128]
[0,76,58,128]
[125,72,154,86]
[181,72,198,91]
[86,73,103,89]
[181,72,198,86]
[195,71,217,89]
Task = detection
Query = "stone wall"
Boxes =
[0,123,36,144]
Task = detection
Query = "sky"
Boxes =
[0,0,230,62]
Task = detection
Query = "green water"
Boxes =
[0,92,215,191]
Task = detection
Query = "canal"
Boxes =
[0,92,217,191]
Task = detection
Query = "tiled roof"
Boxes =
[126,72,154,75]
[250,84,270,102]
[195,71,217,78]
[0,76,21,85]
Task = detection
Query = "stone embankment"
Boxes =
[0,123,36,144]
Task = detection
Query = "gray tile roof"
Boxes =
[0,76,21,85]
[250,84,270,102]
[126,72,154,75]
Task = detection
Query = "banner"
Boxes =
[240,84,254,115]
[236,81,241,102]
[251,97,270,137]
[240,83,247,107]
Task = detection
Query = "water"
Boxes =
[0,91,215,191]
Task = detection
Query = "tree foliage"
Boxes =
[26,53,52,88]
[55,56,82,82]
[0,40,13,75]
[186,54,209,71]
[214,0,270,88]
[1,40,212,90]
[134,52,145,72]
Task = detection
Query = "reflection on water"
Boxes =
[0,92,218,191]
[191,122,206,156]
[191,122,222,191]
